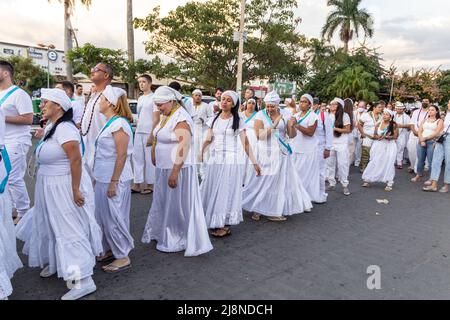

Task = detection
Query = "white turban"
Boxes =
[103,85,127,106]
[384,109,395,117]
[247,98,256,104]
[153,86,183,104]
[301,94,314,107]
[222,90,240,106]
[264,90,281,106]
[331,97,345,109]
[41,88,72,111]
[192,89,202,96]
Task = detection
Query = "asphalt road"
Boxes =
[9,158,450,300]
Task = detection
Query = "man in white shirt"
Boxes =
[0,61,33,222]
[80,62,113,177]
[190,89,214,179]
[357,101,384,172]
[132,74,155,194]
[74,84,85,104]
[407,98,430,173]
[56,81,84,127]
[353,100,367,167]
[208,87,224,117]
[394,102,411,169]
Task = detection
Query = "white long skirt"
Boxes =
[243,154,312,217]
[16,171,103,281]
[142,166,213,257]
[242,129,258,187]
[201,164,244,229]
[0,191,22,299]
[95,180,134,259]
[407,134,418,172]
[292,151,321,203]
[362,139,397,184]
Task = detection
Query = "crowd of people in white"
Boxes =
[1,61,449,300]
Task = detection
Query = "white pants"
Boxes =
[396,132,409,166]
[407,135,418,172]
[348,137,356,165]
[326,143,349,188]
[317,146,328,203]
[354,136,362,167]
[6,143,30,217]
[132,133,155,185]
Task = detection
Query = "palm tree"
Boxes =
[49,0,92,82]
[329,65,379,101]
[321,0,374,53]
[127,0,135,98]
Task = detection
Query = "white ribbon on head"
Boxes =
[331,97,345,109]
[222,90,240,106]
[301,94,314,107]
[103,85,127,106]
[153,86,183,104]
[264,90,281,106]
[40,88,72,111]
[192,89,202,96]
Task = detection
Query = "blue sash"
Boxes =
[0,148,12,194]
[263,110,293,155]
[0,86,19,107]
[244,111,257,124]
[297,109,312,125]
[95,116,134,149]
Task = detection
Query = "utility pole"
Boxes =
[127,0,136,99]
[37,43,55,88]
[236,0,246,97]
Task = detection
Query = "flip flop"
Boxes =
[96,254,114,263]
[210,229,231,238]
[131,189,141,194]
[102,263,132,274]
[141,188,153,195]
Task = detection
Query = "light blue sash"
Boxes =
[95,116,134,149]
[263,110,293,155]
[0,86,19,107]
[244,111,257,124]
[297,109,312,125]
[0,148,12,194]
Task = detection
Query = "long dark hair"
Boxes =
[211,99,241,133]
[43,108,75,141]
[334,103,345,138]
[383,113,396,137]
[344,99,354,131]
[429,105,441,121]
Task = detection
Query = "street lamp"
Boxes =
[37,43,56,88]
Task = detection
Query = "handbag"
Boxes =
[437,124,450,144]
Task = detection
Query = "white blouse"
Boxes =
[291,110,318,154]
[93,117,134,183]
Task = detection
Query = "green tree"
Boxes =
[328,65,379,101]
[134,0,307,90]
[48,0,92,81]
[6,56,54,94]
[322,0,374,53]
[437,70,450,106]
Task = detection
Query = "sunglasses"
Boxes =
[91,66,107,74]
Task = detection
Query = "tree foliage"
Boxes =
[134,0,307,90]
[6,55,54,94]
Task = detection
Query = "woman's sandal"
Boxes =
[362,182,370,188]
[102,262,132,274]
[422,185,438,192]
[439,186,449,193]
[210,228,231,238]
[251,213,261,221]
[411,176,421,182]
[96,252,114,263]
[141,188,153,195]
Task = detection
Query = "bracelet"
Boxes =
[110,179,119,183]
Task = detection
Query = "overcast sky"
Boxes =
[2,0,450,71]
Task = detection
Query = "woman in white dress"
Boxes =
[290,94,321,203]
[16,89,102,300]
[94,85,135,273]
[362,109,399,191]
[326,98,352,196]
[0,109,22,300]
[243,91,312,222]
[344,99,356,165]
[241,98,259,187]
[201,91,261,238]
[142,86,213,256]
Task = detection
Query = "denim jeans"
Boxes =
[416,140,435,175]
[430,138,450,183]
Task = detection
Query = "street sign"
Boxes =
[273,81,295,95]
[47,50,58,62]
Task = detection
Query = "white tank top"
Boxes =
[422,120,439,139]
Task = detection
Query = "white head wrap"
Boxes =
[384,108,395,117]
[247,98,256,104]
[41,88,72,111]
[153,86,183,104]
[264,90,281,106]
[222,90,240,106]
[300,94,314,107]
[331,98,345,109]
[192,89,203,96]
[103,85,127,106]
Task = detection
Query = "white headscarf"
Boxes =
[222,90,240,106]
[301,93,314,107]
[384,108,395,117]
[153,86,183,104]
[192,89,202,96]
[41,88,72,111]
[264,90,281,106]
[103,85,127,106]
[331,97,345,109]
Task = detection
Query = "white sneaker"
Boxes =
[61,278,97,300]
[40,266,56,278]
[343,187,351,196]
